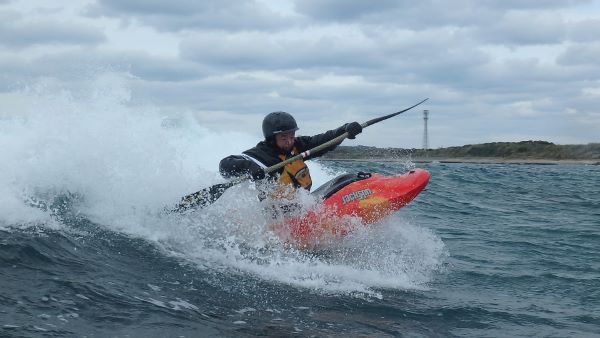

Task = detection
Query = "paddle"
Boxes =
[174,98,429,212]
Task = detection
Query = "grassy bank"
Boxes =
[323,141,600,164]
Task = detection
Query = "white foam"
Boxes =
[169,299,199,311]
[0,72,446,297]
[0,73,256,229]
[168,204,447,298]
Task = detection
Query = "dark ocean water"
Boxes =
[1,161,599,337]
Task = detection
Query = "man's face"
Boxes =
[275,130,295,152]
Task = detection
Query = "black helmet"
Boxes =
[262,111,299,139]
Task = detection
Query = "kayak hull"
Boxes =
[271,168,430,249]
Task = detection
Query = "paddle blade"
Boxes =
[173,182,233,212]
[363,98,428,127]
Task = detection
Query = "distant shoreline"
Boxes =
[320,142,600,165]
[321,157,600,165]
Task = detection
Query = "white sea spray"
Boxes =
[0,72,444,297]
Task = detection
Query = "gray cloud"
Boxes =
[179,31,385,71]
[39,14,589,146]
[293,0,587,25]
[475,11,566,45]
[568,19,600,42]
[116,52,212,82]
[0,10,105,48]
[475,0,591,10]
[293,0,499,31]
[1,1,599,147]
[0,49,214,97]
[292,0,592,52]
[178,26,493,93]
[557,43,600,66]
[86,0,293,32]
[293,0,401,21]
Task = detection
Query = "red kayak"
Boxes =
[271,168,430,249]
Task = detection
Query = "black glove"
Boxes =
[345,121,362,139]
[249,164,266,181]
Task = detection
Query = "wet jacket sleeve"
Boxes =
[296,124,348,158]
[219,155,261,178]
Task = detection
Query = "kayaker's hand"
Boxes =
[345,122,362,139]
[249,165,266,181]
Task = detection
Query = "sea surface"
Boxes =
[1,80,599,337]
[2,159,599,337]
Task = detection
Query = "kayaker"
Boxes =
[219,111,362,202]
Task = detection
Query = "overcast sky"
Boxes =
[1,0,599,148]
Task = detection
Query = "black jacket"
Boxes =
[219,124,348,180]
